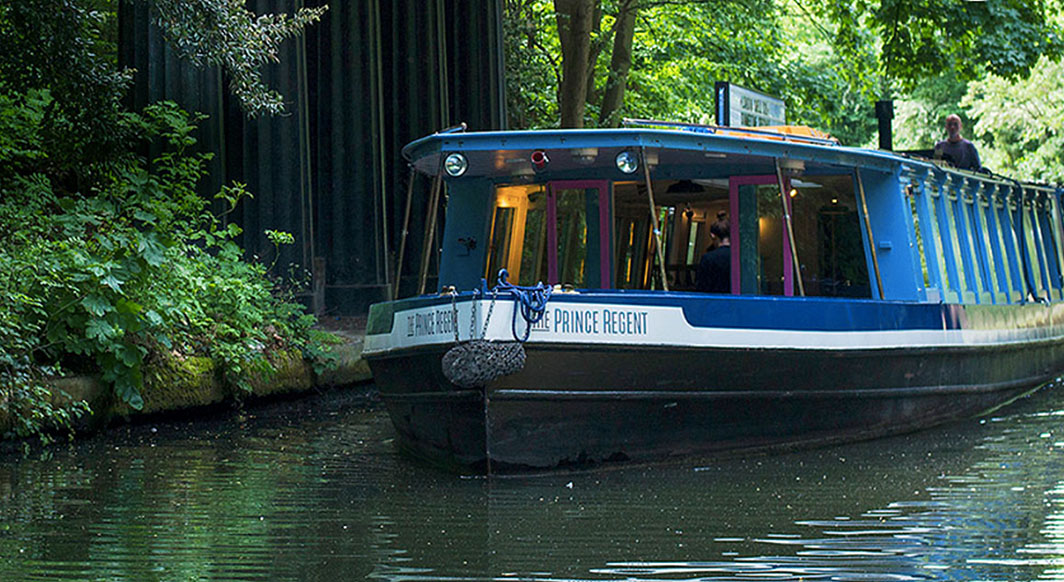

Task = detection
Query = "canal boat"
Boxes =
[363,120,1064,473]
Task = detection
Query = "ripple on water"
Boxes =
[4,388,1064,580]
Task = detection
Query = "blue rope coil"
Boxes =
[494,269,552,342]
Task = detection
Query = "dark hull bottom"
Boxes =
[370,343,1063,473]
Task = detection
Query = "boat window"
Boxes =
[612,180,729,290]
[955,188,985,300]
[484,182,609,289]
[737,182,788,295]
[614,211,652,288]
[942,185,974,300]
[789,175,870,297]
[554,185,596,287]
[610,174,869,298]
[484,184,548,286]
[1050,197,1064,296]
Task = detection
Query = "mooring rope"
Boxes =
[494,269,552,342]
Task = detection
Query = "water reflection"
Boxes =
[2,387,1064,581]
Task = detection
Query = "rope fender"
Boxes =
[440,270,552,388]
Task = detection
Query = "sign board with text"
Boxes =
[715,82,785,127]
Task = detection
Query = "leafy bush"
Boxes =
[0,91,328,442]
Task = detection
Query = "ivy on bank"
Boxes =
[0,91,332,444]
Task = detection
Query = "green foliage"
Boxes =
[0,0,330,446]
[963,56,1064,183]
[624,1,784,124]
[504,0,884,143]
[0,93,329,442]
[152,0,328,117]
[891,72,970,151]
[0,0,325,129]
[871,0,1063,87]
[506,0,1062,148]
[505,0,561,128]
[0,1,134,190]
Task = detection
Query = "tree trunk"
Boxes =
[598,0,637,128]
[584,3,605,111]
[554,0,597,128]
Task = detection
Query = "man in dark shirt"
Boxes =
[696,218,731,293]
[934,114,981,171]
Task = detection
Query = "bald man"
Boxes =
[934,114,982,171]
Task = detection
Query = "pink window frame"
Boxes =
[729,175,795,296]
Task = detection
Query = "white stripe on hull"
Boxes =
[364,300,1064,355]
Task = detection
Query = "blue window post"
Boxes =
[909,172,946,302]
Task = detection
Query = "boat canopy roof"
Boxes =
[402,123,1059,195]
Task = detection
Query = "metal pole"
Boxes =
[775,159,805,297]
[855,169,885,299]
[373,0,389,289]
[418,168,444,295]
[393,165,418,300]
[641,146,670,291]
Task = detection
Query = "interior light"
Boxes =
[616,151,639,174]
[444,153,468,177]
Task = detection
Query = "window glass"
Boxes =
[484,184,547,284]
[754,184,786,295]
[518,195,548,285]
[613,180,729,290]
[554,188,591,287]
[790,175,870,297]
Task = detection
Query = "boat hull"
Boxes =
[369,339,1062,473]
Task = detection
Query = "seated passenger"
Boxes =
[934,114,982,171]
[696,218,730,293]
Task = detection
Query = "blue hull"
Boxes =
[365,294,1064,473]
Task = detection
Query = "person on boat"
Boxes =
[696,217,731,293]
[934,114,982,171]
[706,210,727,251]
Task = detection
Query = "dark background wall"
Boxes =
[119,0,506,314]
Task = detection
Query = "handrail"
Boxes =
[622,118,841,146]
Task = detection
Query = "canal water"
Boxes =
[4,386,1064,581]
